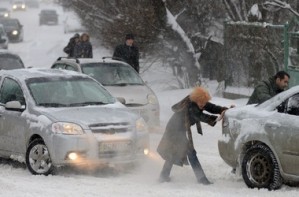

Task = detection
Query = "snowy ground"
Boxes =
[0,1,299,197]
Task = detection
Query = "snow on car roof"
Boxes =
[59,57,131,66]
[0,68,88,80]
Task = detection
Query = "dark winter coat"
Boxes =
[113,44,139,73]
[157,96,227,166]
[74,41,93,58]
[247,76,284,105]
[63,37,77,57]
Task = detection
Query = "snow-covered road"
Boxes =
[0,1,298,196]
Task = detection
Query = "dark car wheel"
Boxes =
[26,139,54,175]
[242,144,282,190]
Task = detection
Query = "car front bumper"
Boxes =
[47,130,149,168]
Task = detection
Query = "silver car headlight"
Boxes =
[4,13,8,17]
[52,122,84,135]
[147,94,158,104]
[136,118,148,132]
[13,5,17,9]
[22,4,26,9]
[12,30,18,35]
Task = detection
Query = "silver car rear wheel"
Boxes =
[26,139,53,175]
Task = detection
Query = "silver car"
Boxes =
[51,57,160,127]
[0,69,149,175]
[218,86,299,190]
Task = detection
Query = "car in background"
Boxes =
[218,86,299,190]
[0,49,25,69]
[39,9,58,25]
[63,11,86,34]
[0,18,23,42]
[0,8,10,18]
[25,0,39,8]
[0,25,9,49]
[51,57,160,127]
[12,0,26,11]
[0,68,149,175]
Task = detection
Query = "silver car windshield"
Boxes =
[81,63,144,86]
[26,77,115,107]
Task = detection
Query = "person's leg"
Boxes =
[187,149,212,185]
[159,160,173,182]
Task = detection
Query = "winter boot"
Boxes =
[159,160,172,183]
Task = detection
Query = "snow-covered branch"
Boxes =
[263,0,299,17]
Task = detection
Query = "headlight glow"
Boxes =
[4,13,8,17]
[12,30,18,35]
[147,94,158,104]
[13,5,17,9]
[52,122,84,135]
[22,4,26,9]
[136,118,148,132]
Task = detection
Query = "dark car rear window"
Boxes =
[0,54,24,70]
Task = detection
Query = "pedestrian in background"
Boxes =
[113,33,139,73]
[74,33,93,58]
[63,33,80,58]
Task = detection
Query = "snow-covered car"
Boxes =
[63,11,86,34]
[0,18,24,42]
[0,49,24,69]
[51,57,160,127]
[39,9,58,25]
[12,0,26,11]
[0,8,10,18]
[218,86,299,190]
[0,24,9,49]
[0,68,149,175]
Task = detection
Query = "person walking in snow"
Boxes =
[247,71,290,105]
[157,86,229,185]
[113,33,139,73]
[74,33,93,58]
[63,33,80,58]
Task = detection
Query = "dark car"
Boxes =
[0,50,25,70]
[0,18,24,42]
[39,9,58,25]
[0,8,10,18]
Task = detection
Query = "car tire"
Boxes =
[242,144,282,190]
[26,138,54,175]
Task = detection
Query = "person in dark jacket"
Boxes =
[157,87,229,185]
[63,33,80,57]
[113,33,139,73]
[74,33,93,58]
[247,71,290,105]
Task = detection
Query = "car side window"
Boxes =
[0,78,25,105]
[65,65,78,71]
[52,63,66,70]
[286,94,299,116]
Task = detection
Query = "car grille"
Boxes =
[89,122,130,134]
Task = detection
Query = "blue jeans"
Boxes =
[160,149,208,182]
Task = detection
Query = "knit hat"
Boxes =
[125,33,134,40]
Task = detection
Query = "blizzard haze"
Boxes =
[0,1,298,197]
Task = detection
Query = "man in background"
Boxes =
[247,71,290,105]
[113,33,139,73]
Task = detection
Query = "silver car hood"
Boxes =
[105,85,151,105]
[37,104,137,128]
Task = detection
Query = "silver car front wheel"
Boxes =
[241,144,282,190]
[26,139,53,175]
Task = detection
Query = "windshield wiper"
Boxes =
[69,102,108,106]
[38,103,68,107]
